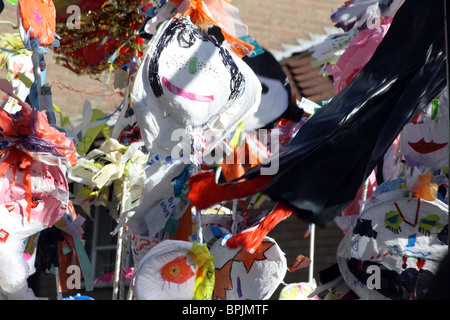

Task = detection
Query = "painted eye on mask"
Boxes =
[31,198,44,211]
[418,214,445,236]
[384,209,403,234]
[160,256,195,284]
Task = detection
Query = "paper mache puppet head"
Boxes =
[337,185,448,300]
[400,89,449,172]
[133,239,216,300]
[134,240,197,300]
[0,159,69,299]
[210,236,287,300]
[131,16,261,159]
[0,108,75,300]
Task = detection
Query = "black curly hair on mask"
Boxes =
[147,17,244,102]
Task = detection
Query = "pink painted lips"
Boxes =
[408,138,448,154]
[162,76,214,102]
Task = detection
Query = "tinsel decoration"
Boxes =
[52,0,145,75]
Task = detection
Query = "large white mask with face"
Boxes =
[131,17,261,158]
[337,185,448,300]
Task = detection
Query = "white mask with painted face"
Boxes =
[131,17,261,158]
[400,88,449,172]
[337,185,448,300]
[210,236,287,300]
[134,240,197,300]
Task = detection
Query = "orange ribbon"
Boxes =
[171,0,254,58]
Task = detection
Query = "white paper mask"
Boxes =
[337,186,448,300]
[211,236,287,300]
[134,240,196,300]
[131,16,261,158]
[400,89,449,171]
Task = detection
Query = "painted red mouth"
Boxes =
[408,138,448,154]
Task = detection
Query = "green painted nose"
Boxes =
[189,56,198,74]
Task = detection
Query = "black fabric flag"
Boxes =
[242,0,447,227]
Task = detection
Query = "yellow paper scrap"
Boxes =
[188,241,215,300]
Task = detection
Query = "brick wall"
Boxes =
[231,0,344,51]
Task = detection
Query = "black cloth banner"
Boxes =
[242,0,447,227]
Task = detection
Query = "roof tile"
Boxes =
[281,51,335,103]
